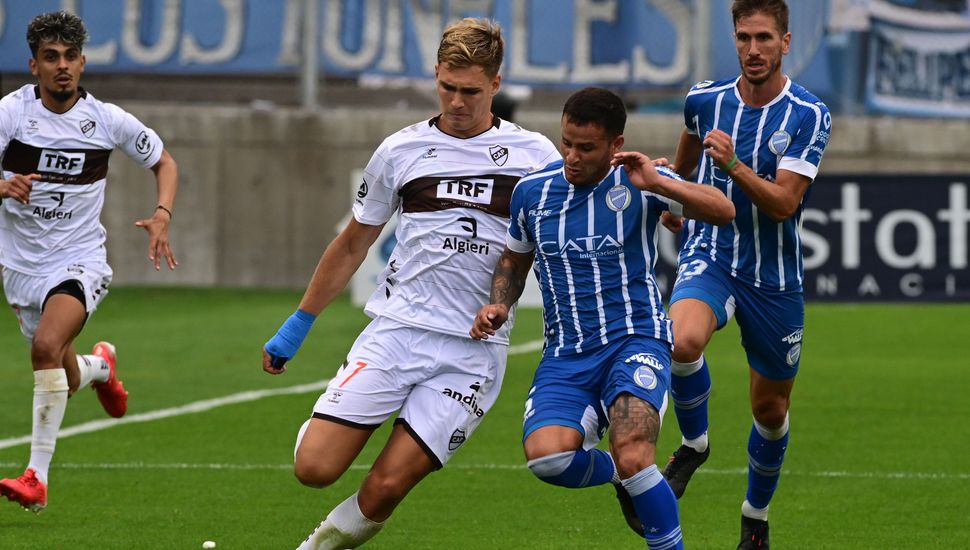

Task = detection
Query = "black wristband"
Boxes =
[156,205,173,220]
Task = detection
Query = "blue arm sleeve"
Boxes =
[264,309,317,368]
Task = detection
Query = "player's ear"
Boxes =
[492,73,502,96]
[28,57,38,78]
[781,32,791,56]
[612,135,625,154]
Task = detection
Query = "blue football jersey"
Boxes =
[508,160,683,357]
[681,77,831,291]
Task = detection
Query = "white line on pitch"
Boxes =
[0,339,546,451]
[0,461,966,481]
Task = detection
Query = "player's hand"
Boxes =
[263,348,287,374]
[703,129,737,171]
[651,157,675,170]
[0,174,40,205]
[134,208,178,271]
[612,151,663,192]
[470,304,510,340]
[263,309,317,374]
[661,211,685,233]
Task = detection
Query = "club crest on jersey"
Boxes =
[489,145,508,167]
[786,343,802,366]
[449,428,467,451]
[80,119,96,137]
[633,366,658,390]
[606,184,631,212]
[356,180,368,199]
[768,130,792,156]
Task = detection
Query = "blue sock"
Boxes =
[746,417,790,509]
[526,449,616,488]
[670,357,711,440]
[623,465,683,549]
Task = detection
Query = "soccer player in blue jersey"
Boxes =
[471,87,734,549]
[657,1,832,548]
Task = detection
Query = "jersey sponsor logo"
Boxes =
[448,428,467,451]
[134,130,153,155]
[38,149,85,175]
[80,119,97,137]
[489,145,508,167]
[624,352,665,371]
[36,192,73,220]
[781,328,803,345]
[694,80,714,89]
[538,234,622,259]
[633,365,658,390]
[442,216,490,255]
[769,130,792,156]
[437,178,494,205]
[529,208,553,218]
[606,184,631,212]
[442,382,485,418]
[823,112,832,130]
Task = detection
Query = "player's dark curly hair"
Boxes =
[26,11,88,57]
[731,0,789,35]
[562,87,626,139]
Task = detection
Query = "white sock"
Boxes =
[742,499,769,521]
[76,354,110,389]
[298,492,384,549]
[28,369,70,484]
[682,432,709,453]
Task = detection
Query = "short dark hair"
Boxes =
[27,11,88,57]
[731,0,789,35]
[562,87,626,139]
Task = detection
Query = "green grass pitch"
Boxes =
[0,288,968,549]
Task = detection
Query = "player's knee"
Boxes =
[30,335,63,369]
[526,451,575,484]
[671,334,705,363]
[610,437,655,478]
[751,397,789,430]
[359,470,411,503]
[293,458,341,488]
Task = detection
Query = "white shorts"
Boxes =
[312,316,507,468]
[2,260,113,341]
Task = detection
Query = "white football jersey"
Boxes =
[354,116,559,344]
[0,85,164,274]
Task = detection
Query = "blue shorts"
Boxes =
[522,335,672,444]
[670,258,804,381]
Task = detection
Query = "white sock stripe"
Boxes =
[621,463,663,496]
[526,451,575,477]
[754,414,790,440]
[672,388,712,409]
[670,356,704,377]
[647,527,684,550]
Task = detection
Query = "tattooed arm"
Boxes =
[470,246,535,340]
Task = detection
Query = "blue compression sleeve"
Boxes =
[265,309,316,367]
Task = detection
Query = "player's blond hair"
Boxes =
[437,18,504,78]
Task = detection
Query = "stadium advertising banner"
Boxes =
[865,2,970,117]
[798,174,970,302]
[652,174,970,302]
[0,0,691,88]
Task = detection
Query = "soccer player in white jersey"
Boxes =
[0,11,178,513]
[261,18,559,549]
[470,87,734,549]
[657,1,831,548]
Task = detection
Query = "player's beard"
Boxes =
[47,86,76,103]
[740,56,779,86]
